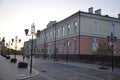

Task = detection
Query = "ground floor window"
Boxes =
[72,40,77,52]
[92,38,98,52]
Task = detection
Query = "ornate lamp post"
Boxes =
[24,23,35,74]
[107,33,117,71]
[6,42,11,55]
[11,36,21,59]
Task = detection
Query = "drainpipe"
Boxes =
[54,24,57,60]
[78,11,81,60]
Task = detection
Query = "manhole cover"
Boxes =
[41,70,46,72]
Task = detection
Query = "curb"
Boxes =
[17,67,39,80]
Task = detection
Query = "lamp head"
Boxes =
[31,23,35,34]
[24,29,29,35]
[36,30,41,37]
[19,39,21,43]
[12,38,14,42]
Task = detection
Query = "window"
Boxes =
[109,23,116,36]
[50,31,53,40]
[47,33,49,41]
[74,21,78,34]
[56,29,58,38]
[113,44,116,54]
[62,42,64,52]
[62,26,65,36]
[53,29,55,38]
[92,38,98,52]
[56,45,59,53]
[66,44,69,52]
[93,22,99,34]
[41,34,42,42]
[72,40,77,52]
[67,24,70,35]
[60,44,62,52]
[58,28,60,37]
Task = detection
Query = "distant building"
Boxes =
[0,42,4,52]
[23,39,36,56]
[0,37,5,53]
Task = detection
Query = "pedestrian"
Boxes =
[23,55,25,61]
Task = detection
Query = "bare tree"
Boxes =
[94,41,112,69]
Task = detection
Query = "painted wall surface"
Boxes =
[80,16,120,39]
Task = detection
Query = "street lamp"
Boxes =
[24,23,35,74]
[6,42,12,55]
[11,36,21,59]
[107,33,117,71]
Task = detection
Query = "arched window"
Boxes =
[109,23,117,54]
[109,23,116,36]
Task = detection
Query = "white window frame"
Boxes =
[94,22,99,34]
[62,26,65,36]
[109,23,117,36]
[74,21,78,34]
[72,40,77,52]
[92,38,98,52]
[67,24,70,35]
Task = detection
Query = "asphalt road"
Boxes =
[29,58,120,80]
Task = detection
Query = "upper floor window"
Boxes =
[53,29,55,38]
[58,28,61,37]
[50,31,53,40]
[74,21,78,34]
[93,22,99,34]
[41,34,43,42]
[47,33,49,41]
[62,26,65,36]
[56,28,58,38]
[109,23,116,36]
[67,24,70,35]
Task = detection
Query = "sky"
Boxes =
[0,0,120,49]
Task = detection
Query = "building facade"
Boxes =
[24,39,36,56]
[0,37,5,53]
[35,7,120,61]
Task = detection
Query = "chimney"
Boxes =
[95,9,101,15]
[88,7,93,13]
[118,14,120,19]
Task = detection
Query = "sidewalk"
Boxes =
[34,58,120,75]
[56,59,120,75]
[0,55,39,80]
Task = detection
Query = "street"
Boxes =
[25,57,120,80]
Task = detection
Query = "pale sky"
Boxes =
[0,0,120,49]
